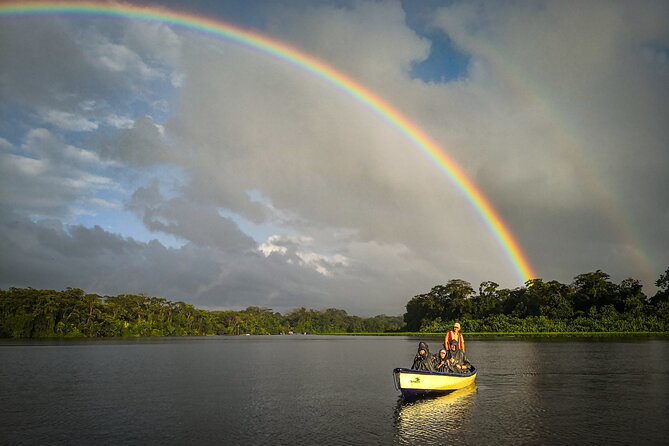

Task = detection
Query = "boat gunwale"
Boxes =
[393,366,477,379]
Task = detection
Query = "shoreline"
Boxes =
[2,331,668,340]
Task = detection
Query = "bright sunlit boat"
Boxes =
[393,366,477,399]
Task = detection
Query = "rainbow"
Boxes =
[0,1,537,282]
[470,40,655,285]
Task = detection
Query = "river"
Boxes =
[1,336,667,445]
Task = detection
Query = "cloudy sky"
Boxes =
[1,0,667,315]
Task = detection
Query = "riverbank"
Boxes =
[5,330,669,341]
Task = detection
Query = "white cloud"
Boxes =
[259,235,288,256]
[2,153,48,177]
[95,41,164,80]
[265,0,430,87]
[121,20,183,67]
[105,114,135,129]
[295,251,349,277]
[86,197,120,209]
[39,108,98,132]
[61,144,105,165]
[170,71,185,88]
[258,234,349,276]
[0,128,118,221]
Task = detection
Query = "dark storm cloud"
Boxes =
[1,1,667,316]
[94,116,170,166]
[0,18,101,110]
[0,215,422,314]
[0,215,218,299]
[430,0,669,286]
[127,180,257,252]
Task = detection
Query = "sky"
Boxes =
[0,0,667,316]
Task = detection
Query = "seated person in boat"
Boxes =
[411,341,435,371]
[446,339,471,373]
[433,348,448,372]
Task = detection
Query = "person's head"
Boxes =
[439,349,447,358]
[449,340,458,351]
[453,322,461,332]
[418,341,429,357]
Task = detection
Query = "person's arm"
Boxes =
[461,334,465,352]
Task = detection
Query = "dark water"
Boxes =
[1,336,668,445]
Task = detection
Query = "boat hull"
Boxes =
[393,367,477,398]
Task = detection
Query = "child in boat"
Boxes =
[446,339,471,373]
[411,341,435,371]
[434,348,448,372]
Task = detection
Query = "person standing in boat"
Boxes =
[444,322,465,353]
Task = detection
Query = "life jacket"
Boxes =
[445,330,465,352]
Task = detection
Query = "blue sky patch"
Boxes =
[409,30,470,83]
[402,0,470,83]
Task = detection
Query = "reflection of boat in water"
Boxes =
[394,384,477,443]
[393,366,477,399]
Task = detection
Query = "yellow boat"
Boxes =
[393,366,477,399]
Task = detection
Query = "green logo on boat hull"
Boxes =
[410,377,420,383]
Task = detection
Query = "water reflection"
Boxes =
[394,384,477,444]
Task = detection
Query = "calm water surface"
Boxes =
[1,336,668,445]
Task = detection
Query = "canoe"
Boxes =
[393,366,477,399]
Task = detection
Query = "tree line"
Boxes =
[2,267,667,338]
[404,268,669,333]
[0,287,403,338]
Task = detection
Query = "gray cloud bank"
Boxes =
[1,1,667,315]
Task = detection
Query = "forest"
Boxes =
[0,287,403,338]
[1,268,667,338]
[404,268,669,333]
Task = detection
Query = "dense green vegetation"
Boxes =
[404,268,669,333]
[0,288,403,338]
[1,268,667,338]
